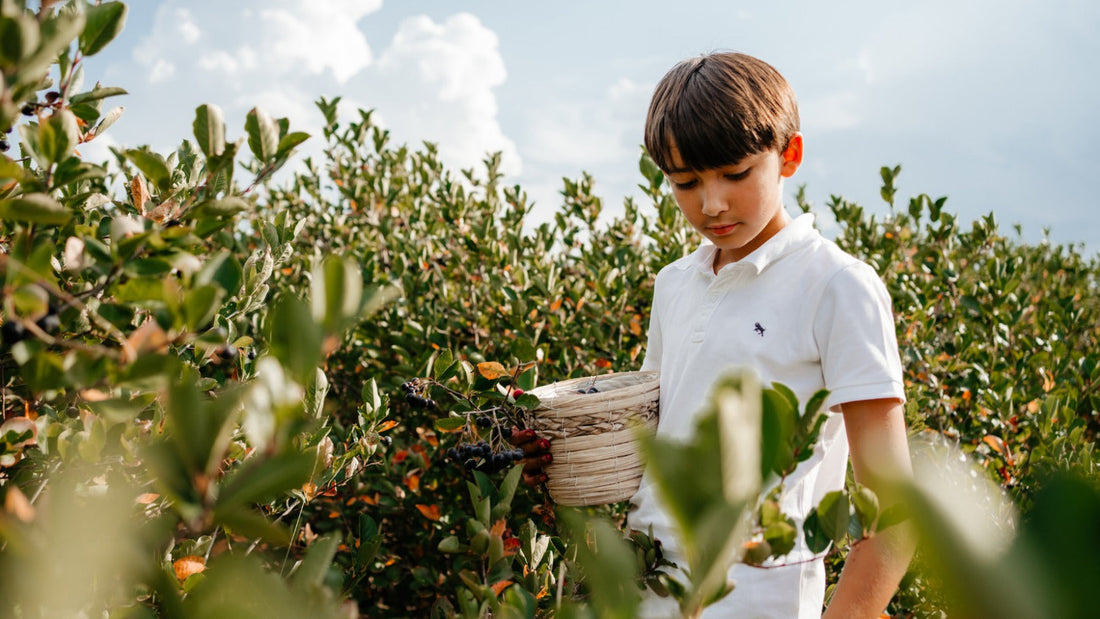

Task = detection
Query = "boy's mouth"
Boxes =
[708,223,739,236]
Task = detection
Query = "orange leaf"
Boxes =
[549,298,563,312]
[490,580,513,596]
[595,358,612,369]
[982,435,1006,456]
[360,493,380,505]
[415,503,442,521]
[477,361,508,380]
[393,449,409,464]
[405,472,421,492]
[629,314,642,336]
[173,555,206,582]
[378,420,399,432]
[490,518,507,537]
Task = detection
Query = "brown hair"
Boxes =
[644,52,799,172]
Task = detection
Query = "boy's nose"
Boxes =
[701,186,730,216]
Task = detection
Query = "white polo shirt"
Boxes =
[630,213,905,619]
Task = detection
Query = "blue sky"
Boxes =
[88,0,1099,255]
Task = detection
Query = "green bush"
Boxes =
[1,2,1097,617]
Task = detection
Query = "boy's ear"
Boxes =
[779,133,803,178]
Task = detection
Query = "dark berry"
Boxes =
[476,416,492,428]
[498,426,513,440]
[2,321,27,347]
[445,448,458,460]
[66,406,80,418]
[221,344,239,362]
[463,458,477,470]
[0,138,9,152]
[44,91,60,103]
[35,313,60,335]
[21,104,35,116]
[511,449,525,461]
[380,435,392,446]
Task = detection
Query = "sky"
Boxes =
[83,0,1100,256]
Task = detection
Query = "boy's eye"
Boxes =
[724,169,751,181]
[672,179,698,190]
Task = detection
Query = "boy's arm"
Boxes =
[823,397,915,619]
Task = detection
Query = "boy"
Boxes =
[630,52,914,618]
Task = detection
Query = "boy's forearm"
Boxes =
[822,523,915,619]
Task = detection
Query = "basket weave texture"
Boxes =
[526,371,659,506]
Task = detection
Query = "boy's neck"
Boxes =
[711,208,792,274]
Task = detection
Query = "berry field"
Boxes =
[1,3,1098,618]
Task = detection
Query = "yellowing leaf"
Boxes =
[173,555,206,582]
[490,580,513,596]
[415,504,441,521]
[477,361,508,380]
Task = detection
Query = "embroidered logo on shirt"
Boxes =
[754,322,765,337]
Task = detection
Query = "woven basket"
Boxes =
[525,371,659,506]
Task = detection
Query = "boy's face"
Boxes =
[665,133,803,271]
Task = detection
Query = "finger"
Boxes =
[522,453,553,473]
[521,438,552,456]
[522,472,548,486]
[507,428,538,446]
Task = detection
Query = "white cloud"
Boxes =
[524,77,650,167]
[134,0,381,85]
[176,9,201,44]
[147,58,174,83]
[256,1,378,83]
[372,13,520,176]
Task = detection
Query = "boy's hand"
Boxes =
[507,428,552,486]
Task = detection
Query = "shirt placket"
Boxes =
[689,265,749,343]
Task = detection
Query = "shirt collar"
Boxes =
[680,212,818,277]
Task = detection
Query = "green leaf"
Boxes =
[311,255,363,333]
[79,1,128,57]
[0,156,24,182]
[68,84,127,104]
[217,451,315,509]
[276,131,310,158]
[490,464,524,521]
[265,295,323,381]
[438,536,463,553]
[0,13,39,69]
[802,509,830,554]
[190,196,250,219]
[292,534,340,588]
[21,10,84,78]
[86,396,151,424]
[38,108,79,164]
[192,104,226,158]
[851,485,880,536]
[213,508,292,546]
[357,514,383,566]
[815,490,851,545]
[194,250,243,296]
[182,284,225,331]
[245,107,279,161]
[0,193,71,225]
[124,148,171,192]
[434,416,466,432]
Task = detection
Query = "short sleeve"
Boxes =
[640,285,663,372]
[812,262,905,409]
